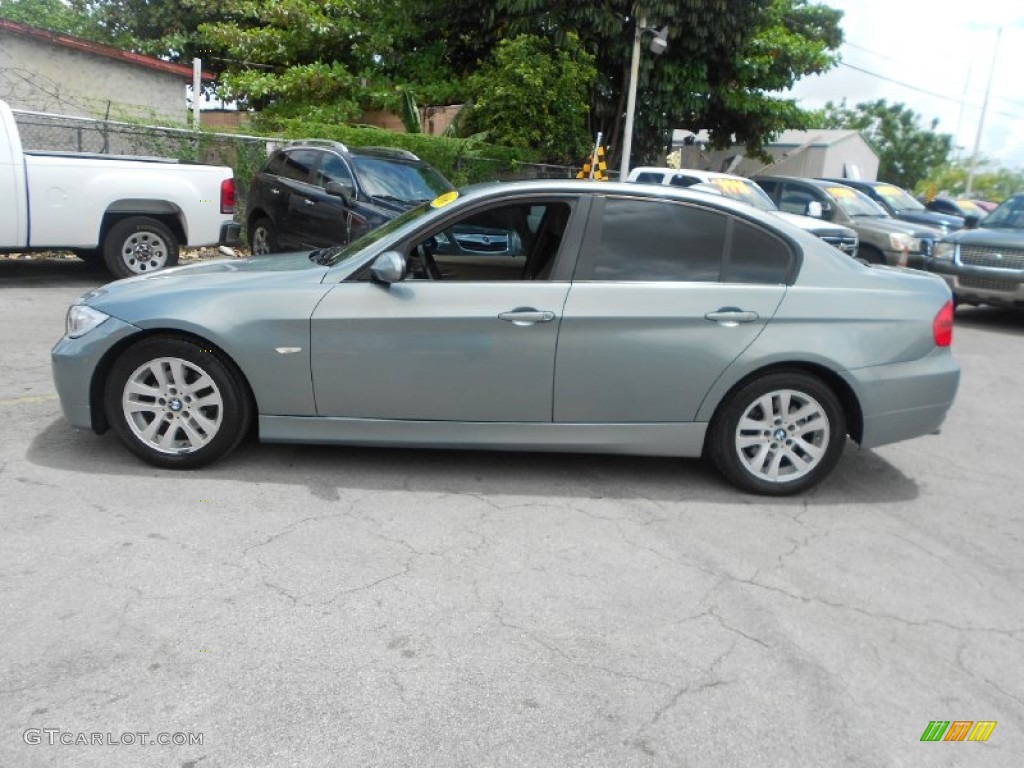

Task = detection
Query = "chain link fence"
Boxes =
[11,109,587,202]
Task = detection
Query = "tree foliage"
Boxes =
[462,34,596,164]
[815,99,952,189]
[917,159,1024,203]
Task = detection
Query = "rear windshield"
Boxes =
[352,157,453,202]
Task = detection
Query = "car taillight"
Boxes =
[933,300,954,346]
[220,178,235,214]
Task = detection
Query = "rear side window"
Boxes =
[271,149,318,183]
[586,197,795,284]
[724,220,794,284]
[592,198,725,282]
[633,172,666,184]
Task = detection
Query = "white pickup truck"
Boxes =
[0,99,240,277]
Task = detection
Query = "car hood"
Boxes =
[78,252,332,318]
[895,210,963,231]
[941,227,1024,247]
[774,211,855,237]
[850,216,941,239]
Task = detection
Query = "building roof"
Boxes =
[769,129,865,148]
[0,18,215,81]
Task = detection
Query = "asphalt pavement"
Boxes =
[1,256,1022,767]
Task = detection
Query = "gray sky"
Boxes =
[788,0,1024,170]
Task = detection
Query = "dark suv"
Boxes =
[245,140,454,254]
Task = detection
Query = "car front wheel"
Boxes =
[249,218,279,255]
[104,336,252,469]
[708,372,846,495]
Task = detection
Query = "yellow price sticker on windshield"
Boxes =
[712,179,747,195]
[826,186,855,199]
[876,185,902,197]
[430,191,459,208]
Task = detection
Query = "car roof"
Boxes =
[630,166,749,182]
[755,175,858,191]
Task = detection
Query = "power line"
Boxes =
[837,61,1020,121]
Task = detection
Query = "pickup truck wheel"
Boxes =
[104,336,252,469]
[103,217,179,278]
[708,372,846,495]
[250,218,279,255]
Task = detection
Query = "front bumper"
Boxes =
[841,348,960,450]
[924,257,1024,307]
[51,316,142,431]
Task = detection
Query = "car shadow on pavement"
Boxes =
[0,256,109,285]
[953,306,1024,335]
[28,418,920,506]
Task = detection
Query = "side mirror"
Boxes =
[325,180,355,206]
[963,215,980,230]
[806,201,823,218]
[370,250,406,285]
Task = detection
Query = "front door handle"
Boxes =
[704,308,759,326]
[498,308,556,326]
[303,199,316,206]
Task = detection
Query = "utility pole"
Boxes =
[966,28,1001,196]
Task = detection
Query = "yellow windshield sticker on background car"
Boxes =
[826,186,855,199]
[712,178,748,195]
[431,191,459,208]
[877,185,902,198]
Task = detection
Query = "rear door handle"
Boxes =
[704,308,759,326]
[498,308,556,326]
[303,199,316,206]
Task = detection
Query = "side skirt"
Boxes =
[259,416,708,458]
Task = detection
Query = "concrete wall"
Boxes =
[0,32,188,124]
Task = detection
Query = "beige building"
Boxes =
[0,18,211,124]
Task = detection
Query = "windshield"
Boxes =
[353,156,454,202]
[980,195,1024,229]
[824,185,888,217]
[709,178,777,211]
[324,203,433,266]
[874,184,925,212]
[954,199,988,218]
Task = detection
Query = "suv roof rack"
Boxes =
[355,146,421,162]
[286,138,349,153]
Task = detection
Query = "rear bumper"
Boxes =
[842,348,960,449]
[219,221,242,246]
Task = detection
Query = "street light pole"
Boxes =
[619,16,645,179]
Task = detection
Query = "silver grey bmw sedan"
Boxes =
[52,180,960,495]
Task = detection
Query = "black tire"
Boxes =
[103,217,179,278]
[708,371,846,495]
[104,336,252,469]
[249,217,279,255]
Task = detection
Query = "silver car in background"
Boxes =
[52,181,960,495]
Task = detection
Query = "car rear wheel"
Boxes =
[249,218,279,255]
[103,217,179,278]
[708,372,846,495]
[104,336,252,469]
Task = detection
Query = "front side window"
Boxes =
[591,199,725,281]
[315,153,354,188]
[404,201,574,282]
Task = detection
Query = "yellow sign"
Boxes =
[826,186,856,199]
[430,191,459,208]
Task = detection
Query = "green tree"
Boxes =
[412,0,843,166]
[0,0,100,39]
[815,99,952,189]
[462,34,597,164]
[917,159,1024,203]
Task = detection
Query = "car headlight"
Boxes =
[931,241,956,261]
[888,232,919,251]
[66,304,110,338]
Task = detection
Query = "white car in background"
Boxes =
[627,167,859,259]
